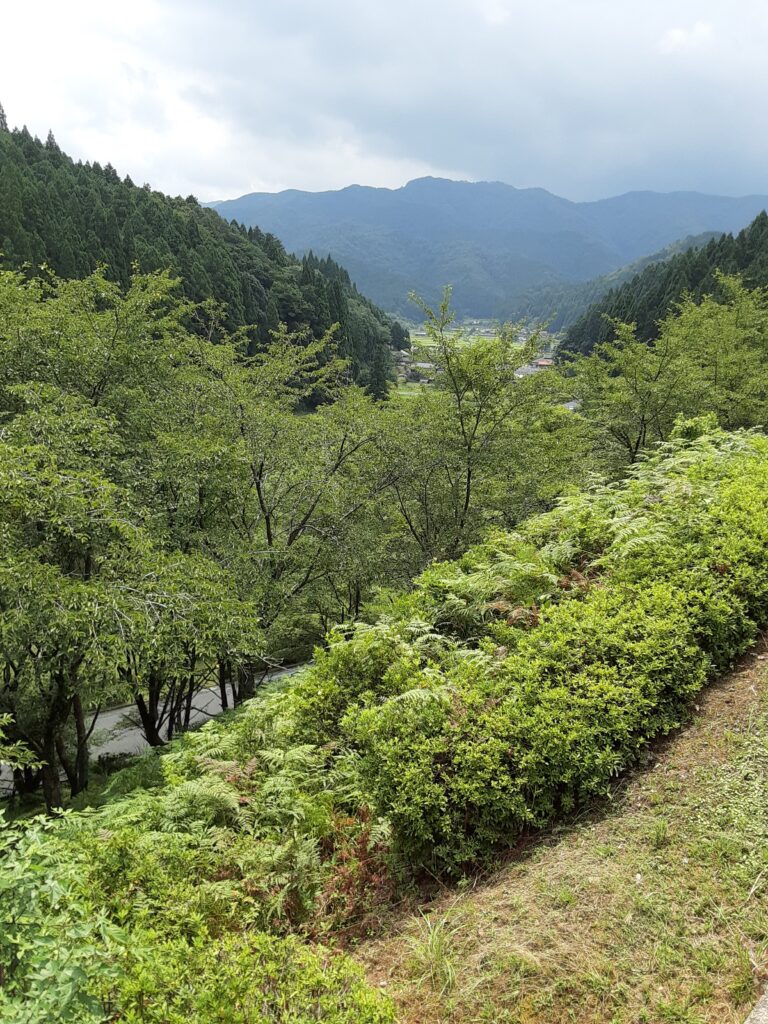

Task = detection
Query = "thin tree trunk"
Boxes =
[40,670,75,810]
[183,676,194,731]
[218,659,229,712]
[181,649,196,731]
[135,692,164,747]
[71,693,91,795]
[40,733,62,812]
[12,765,41,798]
[55,734,77,791]
[234,663,257,705]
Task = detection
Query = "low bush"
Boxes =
[322,426,768,868]
[346,581,711,866]
[114,931,395,1024]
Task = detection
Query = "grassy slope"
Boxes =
[357,639,768,1024]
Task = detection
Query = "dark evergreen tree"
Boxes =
[0,125,396,392]
[389,320,410,350]
[562,212,768,357]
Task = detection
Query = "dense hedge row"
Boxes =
[289,420,768,867]
[7,422,768,1020]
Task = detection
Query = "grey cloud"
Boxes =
[5,0,768,199]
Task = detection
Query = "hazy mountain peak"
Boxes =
[211,179,768,317]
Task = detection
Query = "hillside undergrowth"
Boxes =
[4,420,768,1020]
[357,644,768,1023]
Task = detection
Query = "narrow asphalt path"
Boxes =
[1,664,305,796]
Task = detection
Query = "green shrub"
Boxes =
[290,623,427,743]
[346,581,710,867]
[321,429,768,868]
[0,815,126,1024]
[114,931,395,1024]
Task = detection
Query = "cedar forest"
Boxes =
[3,107,768,1023]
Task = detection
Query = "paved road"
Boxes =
[1,664,305,796]
[745,990,768,1023]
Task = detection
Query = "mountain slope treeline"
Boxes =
[514,231,721,331]
[209,176,768,317]
[0,119,402,393]
[563,211,768,355]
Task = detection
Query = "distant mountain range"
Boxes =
[209,178,768,318]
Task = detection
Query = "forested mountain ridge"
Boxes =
[209,177,768,316]
[563,211,768,355]
[514,230,722,331]
[0,121,401,392]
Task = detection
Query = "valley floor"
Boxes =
[356,638,768,1024]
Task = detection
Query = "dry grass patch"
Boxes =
[356,643,768,1023]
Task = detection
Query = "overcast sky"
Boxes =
[3,1,767,202]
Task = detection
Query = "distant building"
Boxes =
[514,364,541,378]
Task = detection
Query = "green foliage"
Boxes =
[0,125,396,386]
[0,814,126,1024]
[308,428,768,868]
[115,931,395,1024]
[0,265,598,808]
[570,276,768,464]
[0,715,37,770]
[6,422,768,1019]
[564,211,768,355]
[0,806,395,1023]
[64,424,768,883]
[290,624,427,743]
[0,303,266,804]
[376,289,592,563]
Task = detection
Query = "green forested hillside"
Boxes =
[209,177,768,317]
[513,230,720,330]
[0,122,400,391]
[563,211,768,355]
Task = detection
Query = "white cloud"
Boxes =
[658,20,715,55]
[476,0,512,26]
